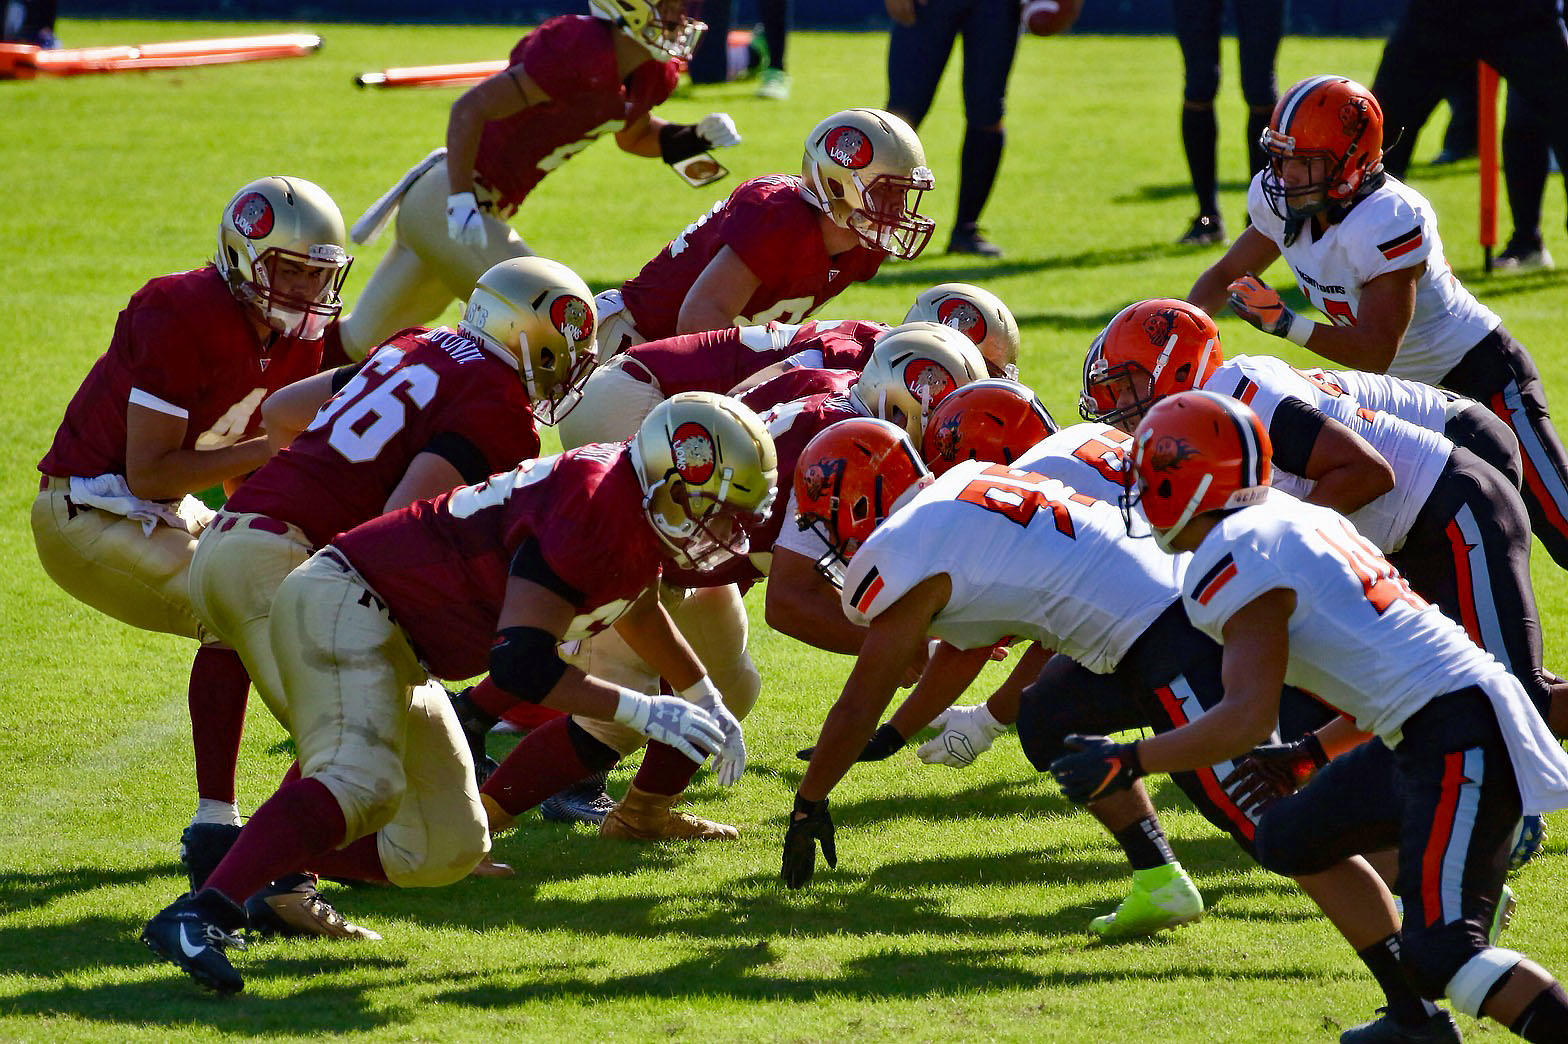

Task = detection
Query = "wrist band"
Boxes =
[1284,310,1314,348]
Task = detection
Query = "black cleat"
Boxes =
[1178,213,1225,245]
[947,224,1004,259]
[539,770,616,826]
[1340,1008,1461,1043]
[244,872,382,941]
[141,889,248,994]
[449,687,499,787]
[179,823,243,894]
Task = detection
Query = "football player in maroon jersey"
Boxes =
[596,108,935,355]
[31,175,350,847]
[175,257,595,937]
[335,0,741,362]
[140,392,777,994]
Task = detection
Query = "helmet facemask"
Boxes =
[599,0,706,61]
[231,244,351,340]
[840,170,936,259]
[643,471,772,572]
[519,331,598,427]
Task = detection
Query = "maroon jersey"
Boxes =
[624,319,885,396]
[39,266,322,480]
[739,366,858,409]
[618,176,887,343]
[474,17,679,212]
[335,445,664,680]
[666,388,863,589]
[226,327,541,547]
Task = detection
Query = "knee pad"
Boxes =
[719,653,761,721]
[381,809,491,889]
[1443,947,1524,1016]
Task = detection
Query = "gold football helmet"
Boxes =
[630,392,779,572]
[905,283,1021,380]
[589,0,706,62]
[459,257,599,426]
[852,322,986,442]
[215,176,351,340]
[800,109,935,260]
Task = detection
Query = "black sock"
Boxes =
[955,124,1004,230]
[1513,982,1568,1042]
[1111,814,1176,870]
[1181,104,1218,216]
[759,0,789,69]
[1246,106,1272,185]
[1356,935,1437,1026]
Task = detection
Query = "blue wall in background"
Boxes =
[68,0,1408,35]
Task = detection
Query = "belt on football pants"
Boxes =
[211,511,293,537]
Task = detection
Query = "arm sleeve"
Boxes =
[423,431,492,486]
[329,363,361,394]
[508,536,587,604]
[1268,396,1330,477]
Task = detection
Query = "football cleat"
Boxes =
[1509,814,1547,871]
[1090,862,1204,940]
[243,872,381,941]
[1178,213,1225,245]
[141,889,248,994]
[540,770,616,826]
[756,68,791,100]
[179,822,243,894]
[1339,1007,1461,1043]
[1489,883,1516,946]
[1494,240,1554,272]
[599,784,740,841]
[947,224,1003,259]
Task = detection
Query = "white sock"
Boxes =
[192,799,241,827]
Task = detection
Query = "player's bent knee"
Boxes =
[314,767,406,840]
[382,814,490,888]
[1015,703,1073,771]
[1252,810,1337,876]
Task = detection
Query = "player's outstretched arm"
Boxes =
[1188,226,1281,317]
[766,547,871,655]
[444,65,547,246]
[911,642,1050,768]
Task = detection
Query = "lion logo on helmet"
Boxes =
[903,358,957,405]
[670,421,717,486]
[936,299,987,344]
[824,126,873,170]
[1150,435,1199,472]
[800,457,845,502]
[231,192,275,240]
[550,295,593,344]
[1142,307,1180,346]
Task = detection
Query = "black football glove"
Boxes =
[1219,733,1328,815]
[1049,734,1144,804]
[781,794,837,889]
[796,723,907,763]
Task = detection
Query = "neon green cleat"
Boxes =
[1091,862,1205,939]
[1489,883,1516,945]
[756,68,791,100]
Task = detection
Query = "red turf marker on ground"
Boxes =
[1,33,322,80]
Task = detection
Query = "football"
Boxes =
[1022,0,1083,36]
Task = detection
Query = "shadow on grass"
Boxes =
[1111,179,1253,205]
[0,864,169,915]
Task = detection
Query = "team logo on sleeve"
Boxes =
[670,422,717,485]
[1141,307,1180,345]
[801,457,844,500]
[824,126,873,169]
[230,192,275,239]
[936,299,987,344]
[550,295,594,344]
[1150,435,1198,472]
[903,359,957,402]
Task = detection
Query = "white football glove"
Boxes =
[614,691,725,765]
[683,677,746,785]
[697,112,742,149]
[446,191,487,248]
[917,703,1009,768]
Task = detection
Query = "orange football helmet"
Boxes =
[1260,75,1384,224]
[793,418,929,586]
[1080,299,1224,432]
[921,378,1059,476]
[1128,390,1272,552]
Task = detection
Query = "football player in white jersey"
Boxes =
[1187,74,1568,572]
[1082,298,1568,735]
[1053,389,1568,1042]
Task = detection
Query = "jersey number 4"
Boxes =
[957,464,1096,536]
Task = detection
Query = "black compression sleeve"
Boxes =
[508,538,586,605]
[329,363,361,394]
[659,123,708,164]
[422,431,490,486]
[1269,396,1329,477]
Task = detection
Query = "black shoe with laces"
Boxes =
[947,225,1003,259]
[1339,1007,1461,1043]
[179,822,243,894]
[1178,214,1225,245]
[141,889,248,993]
[540,769,616,826]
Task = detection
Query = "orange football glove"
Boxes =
[1228,274,1312,346]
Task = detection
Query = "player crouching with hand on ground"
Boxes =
[140,392,777,994]
[1051,390,1568,1042]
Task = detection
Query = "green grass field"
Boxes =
[3,18,1567,1041]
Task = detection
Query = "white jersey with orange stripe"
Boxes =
[1289,363,1469,435]
[1012,421,1135,506]
[840,458,1182,673]
[1204,354,1451,553]
[1183,488,1568,812]
[1246,172,1499,385]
